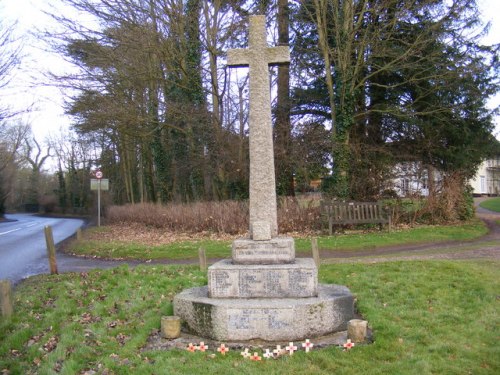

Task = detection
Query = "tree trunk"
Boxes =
[275,0,294,196]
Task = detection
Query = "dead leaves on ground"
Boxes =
[115,333,130,346]
[82,223,238,247]
[42,336,59,353]
[24,326,55,349]
[79,312,101,324]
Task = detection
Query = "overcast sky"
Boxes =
[1,0,500,142]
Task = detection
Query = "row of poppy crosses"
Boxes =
[186,339,356,360]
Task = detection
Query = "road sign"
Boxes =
[90,178,109,227]
[90,179,109,191]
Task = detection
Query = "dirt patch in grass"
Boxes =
[85,222,240,246]
[82,222,320,247]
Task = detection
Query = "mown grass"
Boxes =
[69,220,487,260]
[1,261,498,374]
[295,220,487,253]
[479,197,500,212]
[71,238,232,260]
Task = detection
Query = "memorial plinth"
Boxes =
[173,15,354,342]
[208,258,318,298]
[174,284,354,341]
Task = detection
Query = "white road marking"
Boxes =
[0,227,22,236]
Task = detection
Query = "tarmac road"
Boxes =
[0,214,85,284]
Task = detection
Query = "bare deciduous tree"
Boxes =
[0,18,21,122]
[0,123,29,215]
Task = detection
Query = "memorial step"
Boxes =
[174,283,354,341]
[232,236,295,264]
[208,258,317,298]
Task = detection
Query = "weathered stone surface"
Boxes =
[173,15,356,344]
[227,15,290,239]
[208,258,317,298]
[251,221,272,241]
[347,319,368,343]
[232,236,295,264]
[161,316,181,339]
[174,284,354,341]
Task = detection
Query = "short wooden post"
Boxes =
[0,280,14,318]
[44,226,58,275]
[198,247,207,272]
[311,238,321,268]
[76,228,82,241]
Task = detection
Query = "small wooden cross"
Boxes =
[263,348,272,359]
[217,343,229,355]
[273,344,283,358]
[343,339,355,350]
[285,342,298,355]
[250,352,262,361]
[302,339,314,353]
[241,348,251,358]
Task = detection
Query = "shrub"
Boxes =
[106,201,248,235]
[106,198,322,235]
[39,194,58,213]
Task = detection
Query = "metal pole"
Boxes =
[98,179,101,227]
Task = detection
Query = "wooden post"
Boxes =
[0,280,13,318]
[311,238,320,268]
[44,226,58,275]
[198,247,207,272]
[76,228,82,241]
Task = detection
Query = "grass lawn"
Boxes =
[479,197,500,213]
[68,220,488,260]
[1,260,498,374]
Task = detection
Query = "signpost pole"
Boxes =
[98,178,101,227]
[95,170,104,227]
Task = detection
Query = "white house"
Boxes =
[470,157,500,196]
[392,157,500,197]
[392,162,430,197]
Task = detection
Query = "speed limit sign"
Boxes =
[95,171,103,179]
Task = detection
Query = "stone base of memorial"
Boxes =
[208,258,318,298]
[232,236,295,264]
[174,284,354,341]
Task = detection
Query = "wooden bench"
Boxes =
[320,201,392,235]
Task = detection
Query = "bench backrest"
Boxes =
[320,201,389,224]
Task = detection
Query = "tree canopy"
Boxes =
[39,0,499,216]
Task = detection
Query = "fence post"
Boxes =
[0,280,13,318]
[311,238,321,268]
[198,247,207,272]
[76,228,82,241]
[44,226,58,275]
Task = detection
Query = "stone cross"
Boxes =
[227,15,290,240]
